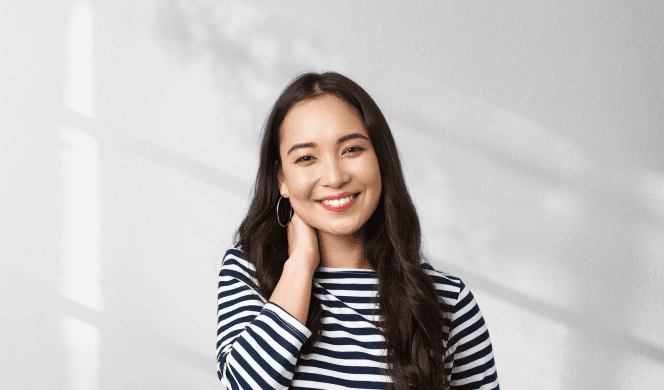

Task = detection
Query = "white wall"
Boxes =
[1,0,663,389]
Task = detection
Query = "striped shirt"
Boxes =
[217,248,499,389]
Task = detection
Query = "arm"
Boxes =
[268,252,317,326]
[216,249,314,390]
[447,281,500,390]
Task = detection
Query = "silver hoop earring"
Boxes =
[276,195,293,227]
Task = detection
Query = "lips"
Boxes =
[318,192,352,201]
[317,192,360,212]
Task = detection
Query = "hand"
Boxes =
[286,210,321,270]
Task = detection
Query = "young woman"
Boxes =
[216,72,499,390]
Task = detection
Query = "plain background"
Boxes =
[1,0,663,389]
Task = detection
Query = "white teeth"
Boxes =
[321,195,353,206]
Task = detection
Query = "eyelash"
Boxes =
[295,146,364,163]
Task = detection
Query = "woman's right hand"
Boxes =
[286,210,321,270]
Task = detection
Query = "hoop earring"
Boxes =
[276,195,293,227]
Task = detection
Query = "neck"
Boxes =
[317,228,372,270]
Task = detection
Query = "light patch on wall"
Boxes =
[63,1,95,118]
[60,125,102,311]
[62,315,100,390]
[60,2,101,389]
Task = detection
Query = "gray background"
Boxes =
[1,0,663,389]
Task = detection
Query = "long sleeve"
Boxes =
[217,248,313,390]
[447,280,499,390]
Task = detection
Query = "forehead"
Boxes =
[279,94,367,145]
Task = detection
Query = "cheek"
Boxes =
[286,172,313,200]
[364,156,382,189]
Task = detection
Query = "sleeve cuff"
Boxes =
[263,301,313,345]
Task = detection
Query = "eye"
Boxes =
[344,146,364,154]
[295,155,313,163]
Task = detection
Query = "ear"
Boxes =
[276,162,288,198]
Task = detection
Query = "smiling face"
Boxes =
[277,93,382,238]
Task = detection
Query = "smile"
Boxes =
[317,192,360,212]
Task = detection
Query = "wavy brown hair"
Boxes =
[234,72,449,389]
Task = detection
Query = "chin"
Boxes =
[317,219,365,237]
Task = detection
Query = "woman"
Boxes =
[216,72,499,390]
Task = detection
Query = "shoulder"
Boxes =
[420,262,476,314]
[220,246,245,266]
[219,246,259,287]
[421,262,463,298]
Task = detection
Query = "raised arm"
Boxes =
[216,249,314,390]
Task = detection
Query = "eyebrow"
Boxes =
[286,133,369,156]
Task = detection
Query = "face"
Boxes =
[277,93,382,237]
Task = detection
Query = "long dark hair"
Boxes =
[234,72,449,390]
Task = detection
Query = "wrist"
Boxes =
[286,251,318,274]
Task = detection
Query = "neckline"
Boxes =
[316,266,375,272]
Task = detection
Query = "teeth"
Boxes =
[321,195,353,206]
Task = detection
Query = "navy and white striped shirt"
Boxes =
[217,248,499,389]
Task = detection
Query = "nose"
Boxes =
[319,157,351,188]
